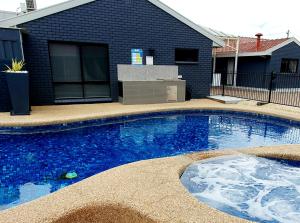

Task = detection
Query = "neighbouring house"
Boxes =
[0,0,224,112]
[213,33,300,88]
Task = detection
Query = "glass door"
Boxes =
[49,42,110,101]
[81,46,110,98]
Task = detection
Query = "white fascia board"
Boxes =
[216,52,271,58]
[0,0,95,28]
[0,26,22,30]
[147,0,225,47]
[215,54,235,58]
[238,52,271,57]
[213,42,224,48]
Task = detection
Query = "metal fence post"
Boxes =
[222,82,225,96]
[268,72,275,103]
[221,72,225,96]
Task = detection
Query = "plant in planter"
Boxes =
[4,59,30,115]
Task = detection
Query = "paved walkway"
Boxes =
[1,99,300,126]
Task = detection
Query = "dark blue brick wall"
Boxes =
[269,42,300,88]
[237,57,268,74]
[0,28,23,112]
[0,74,11,112]
[216,57,268,74]
[215,57,269,87]
[269,42,300,73]
[19,0,213,105]
[236,57,269,88]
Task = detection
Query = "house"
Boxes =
[213,33,300,88]
[0,0,224,112]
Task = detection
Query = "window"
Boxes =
[280,59,299,73]
[49,42,110,100]
[175,48,199,64]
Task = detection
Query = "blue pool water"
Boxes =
[181,155,300,223]
[1,110,300,211]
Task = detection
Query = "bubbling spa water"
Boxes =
[181,155,300,223]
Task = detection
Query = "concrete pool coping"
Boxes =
[1,99,300,127]
[1,145,300,223]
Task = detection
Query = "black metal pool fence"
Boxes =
[210,72,300,107]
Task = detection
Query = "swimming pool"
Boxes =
[1,110,300,210]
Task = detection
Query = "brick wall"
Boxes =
[0,74,11,112]
[269,42,300,88]
[269,42,300,73]
[20,0,213,105]
[0,28,23,112]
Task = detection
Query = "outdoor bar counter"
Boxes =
[118,65,186,105]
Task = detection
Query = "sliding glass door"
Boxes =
[49,42,110,100]
[81,46,110,98]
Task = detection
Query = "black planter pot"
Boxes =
[5,71,30,115]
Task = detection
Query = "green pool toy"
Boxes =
[65,172,78,179]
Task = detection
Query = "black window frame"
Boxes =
[280,58,299,74]
[175,48,199,64]
[48,41,111,101]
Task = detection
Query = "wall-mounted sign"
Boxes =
[131,49,143,65]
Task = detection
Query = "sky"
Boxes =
[1,0,300,39]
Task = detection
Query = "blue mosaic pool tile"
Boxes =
[1,110,300,210]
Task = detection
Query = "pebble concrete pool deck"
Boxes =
[1,99,300,127]
[1,99,300,223]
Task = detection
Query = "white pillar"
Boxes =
[233,37,240,86]
[213,50,216,74]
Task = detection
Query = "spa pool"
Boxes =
[181,155,300,223]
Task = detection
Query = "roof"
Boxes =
[204,27,236,38]
[0,0,224,47]
[215,36,300,57]
[0,0,94,25]
[0,10,17,21]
